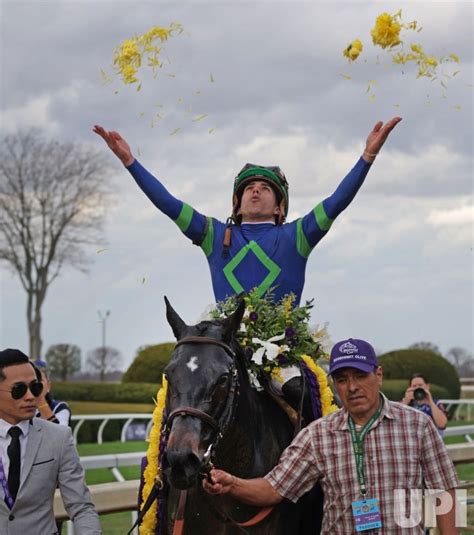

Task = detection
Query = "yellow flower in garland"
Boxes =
[343,39,363,62]
[371,12,402,49]
[301,355,338,416]
[112,23,183,87]
[140,375,168,535]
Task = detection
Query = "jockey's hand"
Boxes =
[363,116,402,163]
[93,125,135,167]
[202,469,234,495]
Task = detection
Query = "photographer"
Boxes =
[33,360,72,426]
[401,373,447,434]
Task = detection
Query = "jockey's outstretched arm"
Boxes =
[93,125,207,244]
[298,117,402,251]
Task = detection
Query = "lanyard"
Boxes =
[348,397,384,497]
[0,457,14,508]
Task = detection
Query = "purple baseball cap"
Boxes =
[329,338,378,375]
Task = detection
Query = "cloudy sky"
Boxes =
[0,0,472,371]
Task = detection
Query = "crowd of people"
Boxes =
[0,116,461,533]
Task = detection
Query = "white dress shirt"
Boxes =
[0,418,30,477]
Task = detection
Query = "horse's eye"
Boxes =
[217,374,229,387]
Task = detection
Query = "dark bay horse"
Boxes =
[159,297,321,534]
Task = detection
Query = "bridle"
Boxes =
[166,336,240,464]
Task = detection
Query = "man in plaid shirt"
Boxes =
[203,338,459,534]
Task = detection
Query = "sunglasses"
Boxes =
[0,381,44,400]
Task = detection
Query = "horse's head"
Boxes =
[162,297,245,490]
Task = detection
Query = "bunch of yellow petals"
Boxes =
[140,375,168,535]
[301,355,339,416]
[343,39,363,62]
[370,12,403,49]
[113,23,183,86]
[393,44,460,79]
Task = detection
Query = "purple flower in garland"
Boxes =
[285,326,295,339]
[277,354,290,366]
[249,311,258,322]
[244,347,253,360]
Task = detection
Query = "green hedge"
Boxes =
[122,343,175,383]
[381,379,449,402]
[378,349,460,399]
[52,382,161,404]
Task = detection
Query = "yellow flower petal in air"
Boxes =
[170,128,181,135]
[449,53,460,63]
[371,12,402,49]
[453,105,461,111]
[343,38,363,61]
[192,114,207,122]
[366,79,377,93]
[368,94,376,102]
[340,73,352,80]
[209,73,215,83]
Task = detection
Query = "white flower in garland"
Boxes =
[251,333,289,365]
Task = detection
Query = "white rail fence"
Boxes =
[71,399,474,445]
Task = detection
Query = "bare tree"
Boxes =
[45,343,82,381]
[0,130,111,358]
[446,347,473,377]
[86,346,122,382]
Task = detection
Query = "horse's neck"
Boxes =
[213,376,293,477]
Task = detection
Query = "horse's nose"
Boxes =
[163,447,202,489]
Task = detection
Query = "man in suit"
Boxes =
[0,348,101,534]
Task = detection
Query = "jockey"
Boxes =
[93,118,401,417]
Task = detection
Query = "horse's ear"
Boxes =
[164,296,187,340]
[222,299,246,342]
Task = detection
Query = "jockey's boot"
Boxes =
[281,377,315,427]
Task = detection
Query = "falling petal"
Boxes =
[209,73,215,82]
[193,113,208,122]
[440,80,447,89]
[208,127,216,134]
[170,128,181,135]
[193,90,201,95]
[368,94,376,102]
[114,90,119,95]
[142,277,146,284]
[136,83,142,92]
[366,79,377,93]
[165,73,176,77]
[100,68,112,85]
[340,73,352,80]
[449,53,460,63]
[96,248,107,254]
[452,70,460,77]
[139,112,145,117]
[453,105,461,111]
[177,97,183,104]
[393,103,400,108]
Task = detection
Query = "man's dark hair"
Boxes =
[409,373,429,385]
[0,348,32,381]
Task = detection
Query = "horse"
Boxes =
[156,297,322,534]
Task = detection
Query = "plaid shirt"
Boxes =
[265,394,459,534]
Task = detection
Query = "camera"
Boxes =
[413,388,426,401]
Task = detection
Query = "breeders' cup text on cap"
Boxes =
[329,338,378,375]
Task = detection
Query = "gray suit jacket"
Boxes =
[0,418,101,534]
